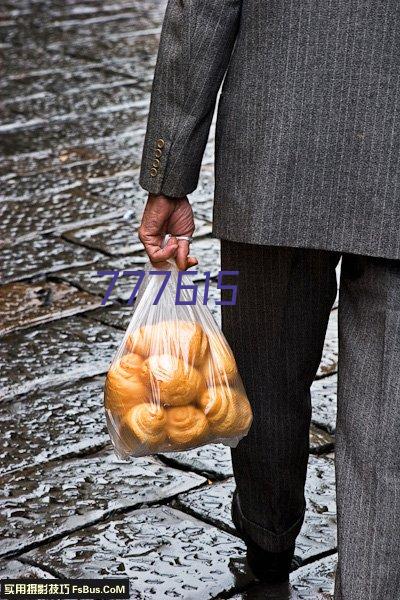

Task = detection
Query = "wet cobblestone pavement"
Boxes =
[1,1,339,597]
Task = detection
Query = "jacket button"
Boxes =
[150,167,158,177]
[152,159,160,168]
[154,148,162,158]
[156,138,165,149]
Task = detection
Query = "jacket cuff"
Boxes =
[139,136,172,195]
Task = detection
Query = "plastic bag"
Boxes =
[104,261,253,458]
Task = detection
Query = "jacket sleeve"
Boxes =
[139,0,242,197]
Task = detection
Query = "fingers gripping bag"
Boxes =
[104,262,253,458]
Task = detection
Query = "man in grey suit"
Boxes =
[138,1,400,598]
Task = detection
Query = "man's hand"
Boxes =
[138,193,198,270]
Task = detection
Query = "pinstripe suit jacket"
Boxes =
[140,0,400,260]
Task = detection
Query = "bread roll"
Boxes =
[127,325,154,358]
[231,390,253,436]
[170,320,209,367]
[124,403,167,447]
[142,354,204,406]
[128,321,209,366]
[202,334,238,386]
[120,352,143,374]
[198,386,238,435]
[105,357,149,413]
[166,405,209,446]
[199,386,253,437]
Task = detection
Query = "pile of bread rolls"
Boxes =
[104,320,252,453]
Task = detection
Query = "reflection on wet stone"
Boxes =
[0,192,125,245]
[0,108,147,156]
[176,455,336,563]
[290,554,337,599]
[0,450,205,557]
[0,281,101,336]
[0,378,108,473]
[2,80,146,126]
[0,559,55,579]
[25,506,252,598]
[311,375,337,434]
[1,62,134,101]
[88,303,135,331]
[2,237,100,284]
[0,133,143,180]
[83,173,146,206]
[0,171,80,202]
[162,444,233,480]
[63,218,145,257]
[0,317,119,400]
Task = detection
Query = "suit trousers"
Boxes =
[220,240,400,600]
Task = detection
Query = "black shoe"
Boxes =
[231,491,301,584]
[246,539,295,585]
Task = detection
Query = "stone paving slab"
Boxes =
[0,191,125,245]
[0,377,108,474]
[0,281,101,336]
[2,80,146,127]
[81,171,147,206]
[0,559,55,578]
[63,215,212,257]
[290,555,336,600]
[161,445,233,481]
[0,106,147,158]
[0,61,136,100]
[44,11,165,70]
[2,236,101,284]
[0,170,82,202]
[86,303,139,331]
[229,554,336,599]
[1,45,87,81]
[0,317,119,401]
[176,455,336,564]
[0,450,205,557]
[24,506,252,598]
[311,375,337,434]
[0,133,143,182]
[42,2,164,37]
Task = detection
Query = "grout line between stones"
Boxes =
[16,556,65,579]
[1,483,206,562]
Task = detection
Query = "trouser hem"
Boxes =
[232,491,305,553]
